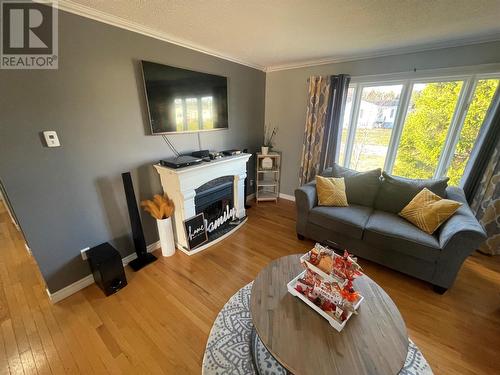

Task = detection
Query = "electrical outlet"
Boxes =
[250,179,254,187]
[80,247,90,260]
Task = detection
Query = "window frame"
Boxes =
[338,68,500,185]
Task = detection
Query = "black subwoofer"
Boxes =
[88,243,127,296]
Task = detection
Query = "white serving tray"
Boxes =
[300,251,348,288]
[287,270,364,332]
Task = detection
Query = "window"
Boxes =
[337,72,499,185]
[393,81,463,179]
[348,84,403,171]
[447,79,499,185]
[338,87,355,166]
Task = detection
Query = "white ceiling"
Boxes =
[59,0,500,71]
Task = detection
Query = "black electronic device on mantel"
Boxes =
[222,149,241,156]
[160,155,203,169]
[121,172,157,271]
[191,150,210,159]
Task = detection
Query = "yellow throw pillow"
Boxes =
[316,176,348,207]
[399,188,462,234]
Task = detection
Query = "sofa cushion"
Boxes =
[308,204,373,239]
[316,176,348,207]
[322,164,381,207]
[364,210,441,262]
[374,172,449,214]
[399,188,462,234]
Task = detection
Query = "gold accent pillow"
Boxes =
[399,188,462,234]
[316,176,348,207]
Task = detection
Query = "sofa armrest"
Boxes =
[294,182,317,235]
[439,187,486,250]
[433,186,487,288]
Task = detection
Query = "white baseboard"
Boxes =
[279,193,295,202]
[45,274,95,304]
[246,193,295,202]
[46,241,161,304]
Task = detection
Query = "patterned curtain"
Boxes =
[471,137,500,255]
[299,76,332,185]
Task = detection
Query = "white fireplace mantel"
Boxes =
[154,153,251,255]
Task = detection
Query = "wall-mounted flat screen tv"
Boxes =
[141,60,229,134]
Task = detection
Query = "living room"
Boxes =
[0,1,499,374]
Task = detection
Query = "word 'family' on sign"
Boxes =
[205,205,237,233]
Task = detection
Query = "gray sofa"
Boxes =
[295,164,487,293]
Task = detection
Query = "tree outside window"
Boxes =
[338,75,499,185]
[393,81,463,179]
[447,79,499,185]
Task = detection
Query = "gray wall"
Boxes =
[0,10,265,292]
[265,41,500,196]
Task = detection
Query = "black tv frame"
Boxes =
[140,60,229,135]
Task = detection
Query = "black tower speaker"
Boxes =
[121,172,157,271]
[88,243,127,296]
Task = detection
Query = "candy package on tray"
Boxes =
[301,243,363,286]
[288,243,364,331]
[293,269,359,323]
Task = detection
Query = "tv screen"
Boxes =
[141,60,228,134]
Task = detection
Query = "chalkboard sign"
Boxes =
[184,213,208,250]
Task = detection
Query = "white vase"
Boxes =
[157,217,175,257]
[261,146,269,155]
[261,157,273,170]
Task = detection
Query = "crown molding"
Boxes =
[37,1,500,74]
[44,0,265,71]
[264,34,500,73]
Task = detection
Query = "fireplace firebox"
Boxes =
[195,176,235,241]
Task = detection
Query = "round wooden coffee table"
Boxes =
[250,254,408,375]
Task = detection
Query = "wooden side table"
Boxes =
[250,254,409,375]
[255,152,281,203]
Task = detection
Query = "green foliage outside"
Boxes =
[351,128,392,171]
[393,80,498,184]
[392,81,463,179]
[341,80,498,185]
[447,80,498,185]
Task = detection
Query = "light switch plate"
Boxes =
[43,130,61,147]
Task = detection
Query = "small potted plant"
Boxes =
[141,194,175,257]
[262,123,278,155]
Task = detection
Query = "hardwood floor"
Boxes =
[1,199,499,374]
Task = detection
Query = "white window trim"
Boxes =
[343,83,361,168]
[339,67,500,183]
[434,77,475,178]
[384,80,412,173]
